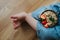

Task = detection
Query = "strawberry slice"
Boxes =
[44,24,49,28]
[42,20,47,25]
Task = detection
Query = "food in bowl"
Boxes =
[39,10,58,28]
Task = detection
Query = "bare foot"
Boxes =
[10,12,27,29]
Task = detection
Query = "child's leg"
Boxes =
[10,12,37,30]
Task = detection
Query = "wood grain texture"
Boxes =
[0,0,60,40]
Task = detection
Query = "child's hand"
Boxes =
[10,12,37,30]
[10,15,21,29]
[10,12,27,29]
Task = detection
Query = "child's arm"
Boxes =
[11,12,37,30]
[25,13,37,30]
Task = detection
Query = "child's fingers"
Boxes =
[10,15,17,19]
[10,15,19,22]
[10,15,21,21]
[11,19,18,21]
[13,21,21,29]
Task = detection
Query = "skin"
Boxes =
[10,12,37,30]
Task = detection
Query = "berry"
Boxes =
[42,20,47,25]
[44,24,49,28]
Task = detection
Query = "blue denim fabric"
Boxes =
[32,2,60,40]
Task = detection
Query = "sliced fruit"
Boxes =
[44,23,49,28]
[42,20,47,25]
[40,14,46,19]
